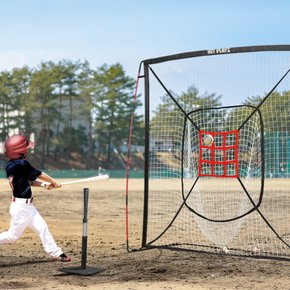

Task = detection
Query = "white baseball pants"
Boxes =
[0,199,63,258]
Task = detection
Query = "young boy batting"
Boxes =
[0,134,71,262]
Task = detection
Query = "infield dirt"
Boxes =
[0,179,289,290]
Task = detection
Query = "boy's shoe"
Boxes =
[54,253,71,262]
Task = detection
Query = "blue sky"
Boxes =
[0,0,289,79]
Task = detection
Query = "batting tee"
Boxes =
[126,45,290,260]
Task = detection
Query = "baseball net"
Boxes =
[127,45,290,260]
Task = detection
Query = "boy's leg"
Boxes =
[28,207,63,258]
[0,203,30,243]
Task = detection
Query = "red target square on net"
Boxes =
[198,130,239,178]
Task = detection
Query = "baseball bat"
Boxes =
[41,174,109,188]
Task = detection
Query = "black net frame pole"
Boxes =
[142,62,150,248]
[143,45,290,65]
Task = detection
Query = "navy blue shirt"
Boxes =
[6,159,42,199]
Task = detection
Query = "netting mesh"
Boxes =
[128,46,290,259]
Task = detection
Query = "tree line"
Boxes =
[0,60,144,168]
[1,60,287,170]
[151,85,289,136]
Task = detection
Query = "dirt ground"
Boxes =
[0,178,289,290]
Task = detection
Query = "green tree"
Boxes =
[78,60,96,165]
[151,85,222,137]
[30,62,59,168]
[93,63,143,161]
[53,60,85,155]
[244,92,290,131]
[11,66,33,135]
[0,71,14,140]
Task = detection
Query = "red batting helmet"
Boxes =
[4,135,34,159]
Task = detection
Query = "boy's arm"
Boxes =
[31,172,61,189]
[30,180,43,187]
